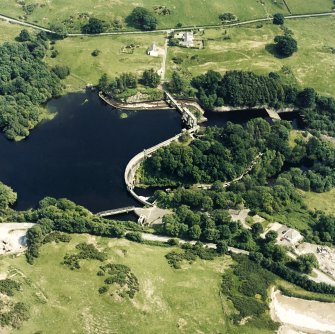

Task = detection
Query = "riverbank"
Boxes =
[214,104,296,113]
[99,91,170,111]
[99,91,207,122]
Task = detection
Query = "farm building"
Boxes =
[173,31,195,48]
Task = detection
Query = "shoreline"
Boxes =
[270,288,335,334]
[98,91,207,122]
[99,91,171,111]
[214,104,297,113]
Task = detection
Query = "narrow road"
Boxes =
[0,12,334,37]
[160,30,170,81]
[0,14,54,33]
[140,232,249,255]
[142,232,335,286]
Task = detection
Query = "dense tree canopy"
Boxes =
[142,118,287,186]
[24,197,126,263]
[0,42,62,140]
[0,182,17,210]
[191,70,296,109]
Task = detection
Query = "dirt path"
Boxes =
[287,251,335,287]
[140,232,249,254]
[270,288,335,333]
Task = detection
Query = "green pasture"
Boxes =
[0,20,32,43]
[47,34,164,92]
[167,16,335,96]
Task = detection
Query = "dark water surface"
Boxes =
[0,92,181,212]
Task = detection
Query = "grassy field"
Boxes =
[0,20,164,92]
[0,21,33,43]
[288,130,309,148]
[0,235,231,334]
[1,15,334,95]
[47,34,164,92]
[167,16,335,97]
[0,0,289,31]
[302,188,335,215]
[0,234,289,334]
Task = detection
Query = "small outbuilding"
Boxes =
[147,42,159,57]
[282,229,303,245]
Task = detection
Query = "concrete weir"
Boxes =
[98,89,199,210]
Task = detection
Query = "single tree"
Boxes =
[216,240,228,254]
[17,29,31,42]
[273,13,285,25]
[141,69,160,87]
[82,18,106,34]
[52,65,70,79]
[274,35,298,57]
[127,7,158,30]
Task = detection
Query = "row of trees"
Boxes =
[190,70,298,109]
[25,197,126,263]
[98,69,160,95]
[79,7,158,34]
[188,70,334,137]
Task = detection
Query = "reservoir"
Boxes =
[0,91,300,212]
[0,91,181,212]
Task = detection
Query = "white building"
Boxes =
[147,43,159,57]
[282,229,303,245]
[180,31,194,48]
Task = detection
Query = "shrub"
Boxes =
[91,49,101,56]
[125,232,143,243]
